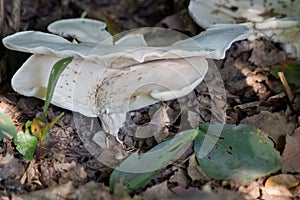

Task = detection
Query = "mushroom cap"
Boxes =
[188,0,300,29]
[2,24,250,64]
[10,54,99,117]
[48,18,112,44]
[188,0,300,59]
[250,17,300,58]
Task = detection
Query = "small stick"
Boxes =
[12,0,21,32]
[278,71,294,102]
[0,0,4,36]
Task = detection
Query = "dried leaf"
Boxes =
[281,127,300,172]
[187,154,211,182]
[240,111,296,145]
[142,182,175,200]
[169,168,188,188]
[14,181,74,200]
[0,153,25,181]
[135,105,169,139]
[265,174,300,189]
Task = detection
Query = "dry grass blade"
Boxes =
[277,71,294,102]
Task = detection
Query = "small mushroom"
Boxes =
[188,0,300,28]
[188,0,300,59]
[48,18,112,44]
[250,17,300,59]
[2,18,250,136]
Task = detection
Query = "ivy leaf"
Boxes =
[271,61,300,87]
[109,129,199,193]
[194,124,281,183]
[14,129,38,160]
[0,112,17,140]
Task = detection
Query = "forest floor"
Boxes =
[0,0,299,199]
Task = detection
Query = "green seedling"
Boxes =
[26,57,73,159]
[14,121,38,160]
[0,57,73,160]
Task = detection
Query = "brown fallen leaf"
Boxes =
[54,161,87,185]
[263,174,300,199]
[0,153,14,165]
[238,181,261,199]
[136,105,170,139]
[262,185,293,198]
[156,9,197,35]
[142,181,175,200]
[25,160,42,189]
[0,153,25,183]
[240,111,296,146]
[187,111,202,129]
[12,181,73,200]
[68,181,114,200]
[172,186,245,200]
[187,154,211,182]
[265,174,300,189]
[281,127,300,172]
[169,168,189,188]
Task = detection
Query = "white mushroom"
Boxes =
[188,0,300,58]
[47,18,112,44]
[2,24,250,67]
[2,18,250,136]
[250,17,300,59]
[188,0,300,28]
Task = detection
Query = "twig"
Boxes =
[0,0,4,37]
[277,71,294,102]
[12,0,21,32]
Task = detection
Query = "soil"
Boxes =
[0,0,299,199]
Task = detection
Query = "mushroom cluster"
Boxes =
[2,18,250,137]
[189,0,300,59]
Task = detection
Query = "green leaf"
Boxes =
[14,130,38,160]
[42,112,64,141]
[42,57,73,122]
[25,120,33,129]
[31,113,64,142]
[109,170,157,194]
[271,62,300,87]
[0,112,17,140]
[194,124,281,183]
[109,129,199,193]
